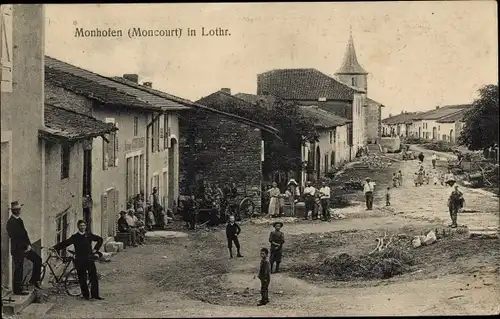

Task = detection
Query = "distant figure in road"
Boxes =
[432,169,440,185]
[363,177,376,210]
[431,153,438,169]
[319,181,331,221]
[254,248,271,306]
[7,201,43,295]
[397,170,403,186]
[226,215,243,258]
[53,220,104,301]
[385,187,391,206]
[184,193,197,230]
[413,172,419,187]
[303,181,316,219]
[392,172,399,188]
[269,222,285,273]
[447,185,464,228]
[418,152,425,163]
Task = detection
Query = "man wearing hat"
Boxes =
[268,221,285,273]
[6,201,43,295]
[363,178,376,210]
[303,181,316,220]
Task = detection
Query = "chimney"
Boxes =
[436,106,440,109]
[123,74,139,83]
[143,82,152,88]
[220,88,231,95]
[401,110,403,114]
[389,113,392,117]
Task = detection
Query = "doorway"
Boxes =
[316,146,321,181]
[168,138,177,212]
[1,140,12,290]
[82,144,92,233]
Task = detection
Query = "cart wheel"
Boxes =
[239,198,256,219]
[65,268,90,297]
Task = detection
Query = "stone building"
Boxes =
[180,89,279,212]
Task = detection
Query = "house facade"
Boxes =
[1,4,45,291]
[256,68,366,161]
[44,57,189,240]
[299,105,351,181]
[409,104,470,142]
[39,104,116,258]
[382,111,421,137]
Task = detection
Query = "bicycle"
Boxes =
[22,247,89,297]
[238,187,260,219]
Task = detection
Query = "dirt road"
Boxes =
[41,155,499,318]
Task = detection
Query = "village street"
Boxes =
[40,149,499,318]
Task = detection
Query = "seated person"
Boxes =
[135,213,146,245]
[125,208,139,247]
[117,211,129,233]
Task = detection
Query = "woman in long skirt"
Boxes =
[267,182,280,217]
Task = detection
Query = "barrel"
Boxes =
[295,202,306,218]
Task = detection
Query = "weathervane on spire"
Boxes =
[349,23,352,35]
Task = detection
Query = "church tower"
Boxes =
[335,31,368,93]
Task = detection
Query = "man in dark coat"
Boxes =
[269,222,285,273]
[225,215,243,258]
[6,201,43,295]
[52,220,104,300]
[447,185,464,228]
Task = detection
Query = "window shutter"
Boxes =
[107,133,115,167]
[113,189,120,236]
[102,136,109,170]
[101,193,108,239]
[1,5,13,92]
[114,123,119,166]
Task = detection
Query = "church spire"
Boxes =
[335,32,368,75]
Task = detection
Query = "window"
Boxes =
[133,117,138,136]
[55,212,69,257]
[103,119,118,169]
[152,116,160,153]
[438,125,440,131]
[1,5,13,93]
[329,131,333,144]
[163,114,170,149]
[126,154,144,200]
[351,77,356,86]
[61,144,71,179]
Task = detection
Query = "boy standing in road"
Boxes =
[269,222,285,273]
[363,178,376,210]
[431,152,438,169]
[225,215,243,258]
[254,248,271,306]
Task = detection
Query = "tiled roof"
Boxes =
[436,108,468,123]
[234,93,276,109]
[257,68,362,101]
[45,56,190,111]
[40,104,117,141]
[299,105,351,129]
[195,91,279,134]
[413,104,471,121]
[366,97,385,108]
[382,112,422,125]
[335,34,368,75]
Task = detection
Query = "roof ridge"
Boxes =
[46,56,116,83]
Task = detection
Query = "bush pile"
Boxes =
[422,141,455,152]
[402,137,427,144]
[294,243,415,281]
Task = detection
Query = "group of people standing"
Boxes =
[264,179,332,221]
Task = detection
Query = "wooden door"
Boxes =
[1,142,11,290]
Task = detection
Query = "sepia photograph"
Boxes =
[1,2,498,318]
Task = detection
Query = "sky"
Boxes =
[45,2,498,119]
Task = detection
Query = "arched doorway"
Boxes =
[168,138,177,212]
[432,127,437,140]
[449,129,454,144]
[418,127,422,138]
[316,146,321,181]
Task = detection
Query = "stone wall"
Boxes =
[380,137,401,152]
[179,109,263,211]
[365,103,381,143]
